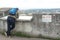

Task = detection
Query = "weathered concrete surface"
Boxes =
[0,34,49,40]
[1,14,60,38]
[31,14,60,38]
[0,15,33,31]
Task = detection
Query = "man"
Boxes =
[5,8,19,37]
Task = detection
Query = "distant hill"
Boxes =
[22,8,60,14]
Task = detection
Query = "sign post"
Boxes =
[42,15,52,22]
[42,15,52,33]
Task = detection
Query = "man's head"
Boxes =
[16,8,19,10]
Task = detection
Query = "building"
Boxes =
[0,8,10,17]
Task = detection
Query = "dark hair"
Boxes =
[15,8,18,11]
[10,8,18,10]
[16,8,18,10]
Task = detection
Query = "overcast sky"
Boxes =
[0,0,60,10]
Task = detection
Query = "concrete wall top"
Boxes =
[33,12,60,14]
[0,15,33,21]
[0,8,10,12]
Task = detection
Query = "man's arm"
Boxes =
[16,12,19,18]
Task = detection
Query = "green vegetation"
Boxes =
[11,31,33,38]
[38,34,60,40]
[0,31,60,40]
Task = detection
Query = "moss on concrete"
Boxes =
[11,31,33,38]
[38,34,60,40]
[0,31,60,40]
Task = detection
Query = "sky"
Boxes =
[0,0,60,10]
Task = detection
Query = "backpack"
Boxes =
[9,8,18,15]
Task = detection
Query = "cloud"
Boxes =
[0,0,60,10]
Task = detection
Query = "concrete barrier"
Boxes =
[1,14,60,38]
[0,15,33,32]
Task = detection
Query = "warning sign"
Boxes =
[42,15,52,22]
